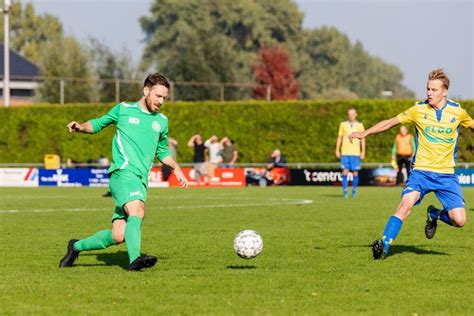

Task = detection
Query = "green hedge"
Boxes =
[1,100,473,164]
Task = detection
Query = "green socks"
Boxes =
[73,229,114,252]
[125,216,143,263]
[72,217,143,264]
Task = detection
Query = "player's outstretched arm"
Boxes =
[67,121,94,134]
[349,117,400,142]
[360,138,366,160]
[161,156,189,188]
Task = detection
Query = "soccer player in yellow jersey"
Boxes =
[336,108,365,198]
[350,69,474,259]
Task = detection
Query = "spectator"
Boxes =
[97,154,110,168]
[187,134,207,183]
[204,135,223,164]
[221,137,238,167]
[168,137,178,159]
[204,135,223,182]
[392,125,416,184]
[66,158,75,168]
[267,149,287,170]
[162,137,178,181]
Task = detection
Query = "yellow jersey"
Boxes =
[338,121,365,156]
[397,99,473,174]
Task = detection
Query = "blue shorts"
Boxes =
[402,170,465,210]
[341,155,361,171]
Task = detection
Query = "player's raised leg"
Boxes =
[59,223,124,268]
[425,173,467,239]
[372,190,420,259]
[425,206,466,239]
[123,200,157,271]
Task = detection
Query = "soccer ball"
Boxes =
[233,230,263,259]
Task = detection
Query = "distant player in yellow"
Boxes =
[336,108,365,198]
[350,69,474,259]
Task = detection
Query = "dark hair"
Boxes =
[144,73,170,89]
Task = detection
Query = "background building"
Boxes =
[0,43,40,105]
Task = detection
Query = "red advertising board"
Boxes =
[148,168,169,188]
[167,167,246,187]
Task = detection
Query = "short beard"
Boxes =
[144,97,153,112]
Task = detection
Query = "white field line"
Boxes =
[0,198,313,214]
[1,195,295,200]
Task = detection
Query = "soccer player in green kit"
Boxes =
[59,73,188,271]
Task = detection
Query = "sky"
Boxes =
[24,0,473,99]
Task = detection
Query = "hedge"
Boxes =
[0,100,473,164]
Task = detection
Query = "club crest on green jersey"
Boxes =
[152,121,161,132]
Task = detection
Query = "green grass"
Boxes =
[1,186,473,315]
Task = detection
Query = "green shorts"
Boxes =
[109,170,148,222]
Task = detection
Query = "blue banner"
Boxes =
[456,169,474,187]
[38,168,109,187]
[89,168,109,187]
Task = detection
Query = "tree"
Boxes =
[88,38,140,102]
[36,37,98,103]
[0,2,63,63]
[254,46,298,100]
[0,2,102,103]
[140,1,413,100]
[297,27,352,98]
[139,0,303,100]
[299,27,414,98]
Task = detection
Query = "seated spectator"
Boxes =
[267,149,287,170]
[97,155,110,168]
[66,158,75,168]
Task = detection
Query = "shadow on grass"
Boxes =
[77,251,129,269]
[78,251,169,270]
[319,194,345,198]
[226,265,256,270]
[341,244,450,256]
[390,245,449,256]
[469,208,474,212]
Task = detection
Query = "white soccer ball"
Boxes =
[233,230,263,259]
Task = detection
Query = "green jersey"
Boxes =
[88,101,170,185]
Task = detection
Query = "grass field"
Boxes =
[1,186,473,315]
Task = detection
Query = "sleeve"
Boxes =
[88,104,121,134]
[359,123,365,132]
[459,109,474,128]
[397,104,418,124]
[156,121,171,162]
[337,123,344,136]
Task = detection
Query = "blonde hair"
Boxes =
[428,68,450,90]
